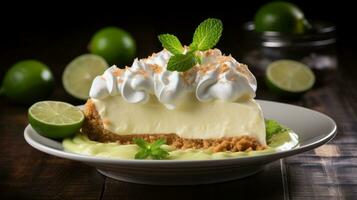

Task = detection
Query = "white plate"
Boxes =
[24,100,336,185]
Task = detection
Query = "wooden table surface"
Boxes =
[0,28,356,199]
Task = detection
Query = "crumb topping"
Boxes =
[112,68,123,77]
[148,64,162,74]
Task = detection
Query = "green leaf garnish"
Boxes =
[135,149,150,159]
[158,34,184,55]
[133,138,147,149]
[157,18,223,72]
[265,119,288,140]
[167,53,197,72]
[133,138,169,160]
[190,18,223,51]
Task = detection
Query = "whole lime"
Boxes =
[89,27,136,66]
[254,2,310,34]
[1,60,55,104]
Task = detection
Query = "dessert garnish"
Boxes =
[158,18,222,72]
[133,138,169,160]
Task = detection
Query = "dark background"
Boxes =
[0,0,354,93]
[1,1,357,199]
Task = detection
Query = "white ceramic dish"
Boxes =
[24,100,336,185]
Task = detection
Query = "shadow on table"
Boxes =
[101,160,285,200]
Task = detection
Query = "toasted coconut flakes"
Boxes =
[228,76,237,81]
[218,64,230,74]
[198,64,215,74]
[205,49,215,56]
[235,63,250,77]
[181,68,197,85]
[137,69,149,77]
[148,64,162,74]
[112,68,123,77]
[217,56,232,63]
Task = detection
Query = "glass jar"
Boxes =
[240,21,337,85]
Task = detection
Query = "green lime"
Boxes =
[28,101,84,139]
[265,60,315,97]
[1,60,54,104]
[254,2,310,34]
[89,27,136,66]
[62,54,108,100]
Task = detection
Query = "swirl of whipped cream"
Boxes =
[120,58,154,103]
[154,70,192,109]
[148,50,192,109]
[89,65,120,99]
[89,48,257,109]
[196,50,257,102]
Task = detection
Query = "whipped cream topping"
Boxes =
[89,49,257,109]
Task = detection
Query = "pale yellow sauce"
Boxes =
[62,131,299,160]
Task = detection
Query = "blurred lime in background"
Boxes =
[62,54,108,100]
[265,60,315,97]
[89,27,136,66]
[254,1,311,34]
[1,60,54,104]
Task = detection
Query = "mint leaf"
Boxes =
[190,18,223,51]
[265,120,288,140]
[133,138,169,160]
[133,138,147,149]
[158,34,184,55]
[167,52,197,72]
[135,149,150,159]
[151,138,166,149]
[151,148,169,159]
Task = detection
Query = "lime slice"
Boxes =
[28,101,84,139]
[266,60,315,97]
[62,54,108,100]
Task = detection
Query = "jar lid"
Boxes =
[243,21,336,47]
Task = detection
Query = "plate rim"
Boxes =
[24,99,337,166]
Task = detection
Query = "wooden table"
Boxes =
[1,32,356,199]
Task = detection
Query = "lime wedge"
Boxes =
[266,60,315,97]
[62,54,108,100]
[28,101,84,139]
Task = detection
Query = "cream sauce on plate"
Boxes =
[62,131,298,160]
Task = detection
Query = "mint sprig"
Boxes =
[158,34,184,55]
[158,18,223,72]
[133,138,169,160]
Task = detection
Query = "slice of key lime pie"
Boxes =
[82,18,266,152]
